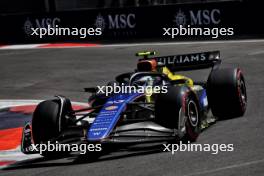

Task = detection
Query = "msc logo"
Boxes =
[173,9,186,26]
[173,9,221,26]
[24,17,61,35]
[95,13,136,31]
[94,14,106,31]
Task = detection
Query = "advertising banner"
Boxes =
[0,1,262,43]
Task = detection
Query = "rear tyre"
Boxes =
[155,86,200,142]
[207,68,247,119]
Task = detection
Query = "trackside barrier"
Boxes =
[0,1,263,44]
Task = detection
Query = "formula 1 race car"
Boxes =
[21,50,247,157]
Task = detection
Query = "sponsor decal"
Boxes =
[173,8,221,26]
[94,13,136,36]
[108,14,136,29]
[24,19,34,36]
[100,111,117,116]
[157,53,207,65]
[94,14,106,31]
[107,100,125,104]
[173,9,187,26]
[88,93,140,140]
[105,105,118,111]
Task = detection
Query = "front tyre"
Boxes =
[155,86,201,142]
[32,98,72,157]
[32,100,61,144]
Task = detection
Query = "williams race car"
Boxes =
[21,50,247,157]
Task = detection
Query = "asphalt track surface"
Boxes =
[0,40,264,176]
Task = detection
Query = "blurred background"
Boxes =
[1,0,260,44]
[0,0,242,14]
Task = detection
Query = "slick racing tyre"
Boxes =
[155,86,201,142]
[32,99,72,157]
[207,68,247,119]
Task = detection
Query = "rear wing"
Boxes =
[154,51,221,72]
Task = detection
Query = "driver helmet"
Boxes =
[137,59,157,72]
[133,76,162,87]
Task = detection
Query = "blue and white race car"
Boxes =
[21,51,247,158]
